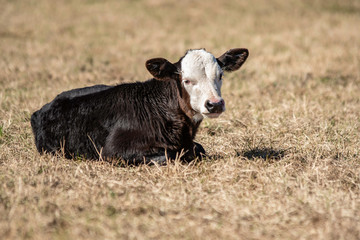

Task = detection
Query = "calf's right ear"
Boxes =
[217,48,249,72]
[146,58,178,80]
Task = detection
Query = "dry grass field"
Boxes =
[1,0,360,239]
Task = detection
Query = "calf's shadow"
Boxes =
[236,147,286,161]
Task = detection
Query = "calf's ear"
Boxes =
[146,58,178,80]
[217,48,249,72]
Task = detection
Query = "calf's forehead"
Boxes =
[181,50,221,80]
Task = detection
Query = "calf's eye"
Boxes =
[183,80,191,85]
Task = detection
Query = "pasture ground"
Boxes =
[1,0,359,239]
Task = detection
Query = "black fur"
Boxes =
[31,79,203,164]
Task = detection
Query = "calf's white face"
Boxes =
[181,49,224,119]
[145,48,249,120]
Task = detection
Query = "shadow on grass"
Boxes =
[237,147,286,161]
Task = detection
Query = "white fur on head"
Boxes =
[181,49,224,120]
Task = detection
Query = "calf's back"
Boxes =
[31,79,194,160]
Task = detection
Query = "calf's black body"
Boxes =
[31,79,202,164]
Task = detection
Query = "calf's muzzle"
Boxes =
[205,99,225,113]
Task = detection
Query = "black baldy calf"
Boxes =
[31,48,249,164]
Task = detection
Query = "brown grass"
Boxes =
[1,0,360,239]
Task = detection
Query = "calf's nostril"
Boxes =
[205,100,214,110]
[219,99,225,106]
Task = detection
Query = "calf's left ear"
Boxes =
[146,58,178,80]
[217,48,249,72]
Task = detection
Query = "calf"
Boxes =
[31,48,249,164]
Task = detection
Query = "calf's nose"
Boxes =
[205,99,225,113]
